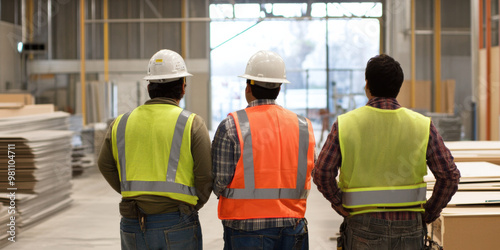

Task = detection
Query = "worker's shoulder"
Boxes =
[398,107,430,120]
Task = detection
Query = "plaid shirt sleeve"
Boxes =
[211,116,240,198]
[312,121,349,217]
[424,121,461,223]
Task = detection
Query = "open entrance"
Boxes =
[210,2,381,139]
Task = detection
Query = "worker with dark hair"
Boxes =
[313,54,460,249]
[98,49,212,249]
[212,50,316,249]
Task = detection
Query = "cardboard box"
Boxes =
[429,207,500,250]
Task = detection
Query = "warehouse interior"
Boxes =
[0,0,500,249]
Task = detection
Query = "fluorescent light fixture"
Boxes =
[17,42,23,53]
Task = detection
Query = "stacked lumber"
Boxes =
[0,130,73,229]
[0,111,70,134]
[425,161,500,249]
[0,204,11,246]
[445,141,500,165]
[426,161,500,193]
[69,115,94,176]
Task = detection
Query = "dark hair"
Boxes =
[365,54,404,98]
[247,80,281,100]
[148,78,185,99]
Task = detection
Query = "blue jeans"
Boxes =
[120,211,202,250]
[340,213,424,250]
[223,219,308,250]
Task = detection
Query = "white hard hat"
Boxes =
[143,49,192,82]
[239,50,290,87]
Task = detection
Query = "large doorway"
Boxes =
[210,2,381,135]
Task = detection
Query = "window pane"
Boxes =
[272,4,308,18]
[210,4,234,19]
[234,4,260,18]
[311,3,326,17]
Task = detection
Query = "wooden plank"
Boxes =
[491,46,500,140]
[0,102,24,109]
[479,48,487,140]
[428,191,500,205]
[441,79,455,114]
[398,80,431,111]
[445,140,500,150]
[0,93,34,105]
[0,104,54,118]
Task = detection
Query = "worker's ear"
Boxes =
[364,80,372,99]
[245,83,252,94]
[182,78,186,95]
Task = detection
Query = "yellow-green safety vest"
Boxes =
[338,105,430,215]
[111,104,198,205]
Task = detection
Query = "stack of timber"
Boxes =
[427,113,462,141]
[0,109,95,176]
[0,111,69,134]
[0,130,73,229]
[69,115,94,176]
[445,141,500,165]
[425,161,500,249]
[0,204,11,247]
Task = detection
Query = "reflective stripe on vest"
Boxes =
[221,109,310,200]
[342,183,427,208]
[116,110,196,196]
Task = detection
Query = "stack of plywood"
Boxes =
[427,113,462,141]
[425,161,500,249]
[0,204,11,246]
[0,130,73,228]
[0,104,55,118]
[69,115,95,176]
[71,146,94,176]
[0,93,34,105]
[445,141,500,165]
[0,111,70,134]
[0,111,93,176]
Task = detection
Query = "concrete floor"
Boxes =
[3,166,342,250]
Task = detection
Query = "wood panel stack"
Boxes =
[0,97,76,236]
[69,115,94,176]
[0,204,10,247]
[0,130,74,229]
[425,161,500,249]
[445,141,500,165]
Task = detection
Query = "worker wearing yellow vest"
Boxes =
[98,49,213,250]
[313,54,460,249]
[212,50,316,249]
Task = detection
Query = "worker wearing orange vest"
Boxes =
[212,50,316,249]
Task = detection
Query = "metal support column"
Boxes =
[80,0,87,125]
[434,0,442,112]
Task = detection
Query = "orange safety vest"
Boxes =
[218,105,315,220]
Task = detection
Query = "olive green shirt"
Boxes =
[98,97,213,214]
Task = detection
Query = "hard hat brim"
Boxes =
[143,72,193,81]
[238,74,290,84]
